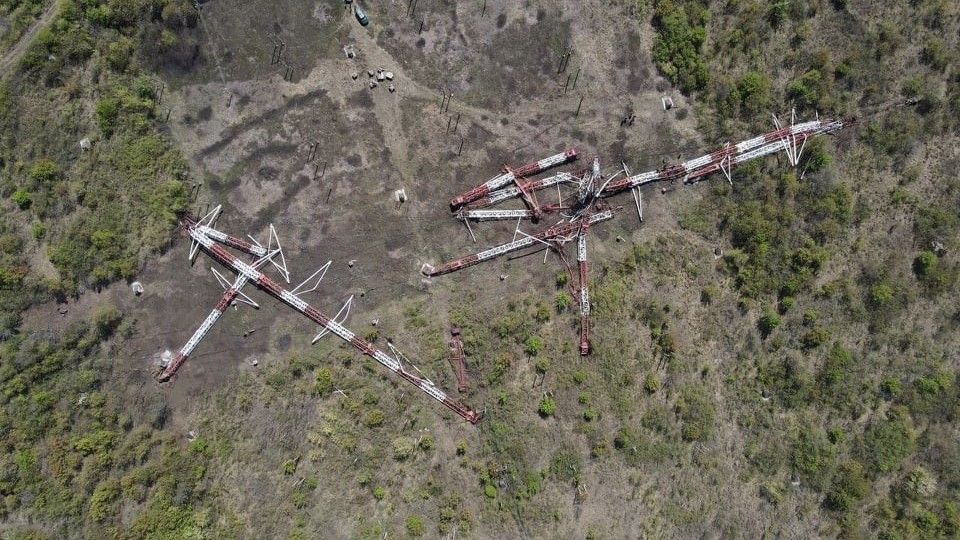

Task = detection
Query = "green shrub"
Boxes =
[861,411,915,474]
[535,358,550,374]
[290,490,308,509]
[533,301,551,323]
[786,69,827,110]
[675,388,715,442]
[554,291,571,312]
[549,449,582,482]
[643,374,660,394]
[819,344,852,387]
[913,251,938,278]
[767,1,787,27]
[0,233,22,254]
[920,38,948,71]
[614,426,637,450]
[362,409,384,428]
[700,285,717,304]
[405,515,425,537]
[801,326,830,350]
[393,438,414,460]
[105,36,135,71]
[903,466,937,498]
[736,71,772,114]
[880,378,902,399]
[373,486,386,500]
[27,159,59,186]
[88,478,120,521]
[869,283,895,307]
[418,436,434,451]
[792,428,836,488]
[523,336,543,356]
[315,368,333,396]
[11,189,32,209]
[92,305,122,338]
[95,97,121,136]
[538,396,556,417]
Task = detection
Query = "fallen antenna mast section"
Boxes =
[162,211,480,424]
[425,111,851,355]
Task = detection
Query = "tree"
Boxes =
[651,0,710,94]
[758,310,781,338]
[737,71,772,114]
[921,38,948,71]
[825,461,869,511]
[11,189,32,209]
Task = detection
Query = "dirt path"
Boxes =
[0,0,58,80]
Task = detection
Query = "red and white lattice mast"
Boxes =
[425,111,851,355]
[449,149,578,209]
[576,220,591,356]
[162,206,480,424]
